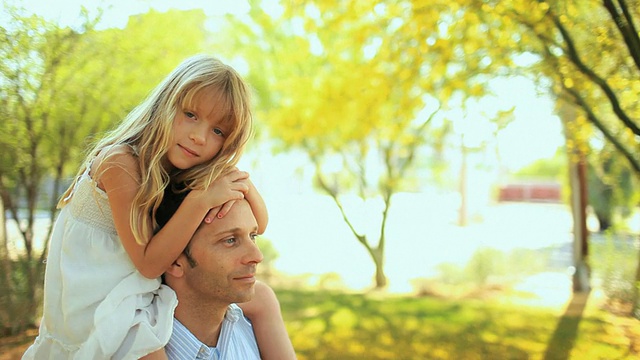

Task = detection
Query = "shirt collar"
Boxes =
[225,303,243,323]
[167,304,246,360]
[171,318,217,359]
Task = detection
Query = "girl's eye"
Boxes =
[213,128,225,137]
[185,111,196,119]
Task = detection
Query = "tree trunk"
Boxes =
[458,136,468,227]
[372,248,387,289]
[0,196,13,334]
[633,243,640,317]
[560,100,590,293]
[569,155,590,292]
[595,213,611,232]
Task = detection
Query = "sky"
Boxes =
[487,76,564,170]
[16,0,253,29]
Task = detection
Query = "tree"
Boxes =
[0,5,104,333]
[471,0,640,307]
[472,0,639,175]
[587,145,636,232]
[0,4,208,333]
[214,0,518,288]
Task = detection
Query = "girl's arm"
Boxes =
[239,281,296,360]
[97,146,248,279]
[244,178,268,234]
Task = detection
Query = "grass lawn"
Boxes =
[2,287,638,360]
[276,288,640,360]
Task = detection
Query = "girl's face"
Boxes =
[166,88,232,170]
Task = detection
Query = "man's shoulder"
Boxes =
[165,318,202,359]
[166,306,260,360]
[220,304,261,359]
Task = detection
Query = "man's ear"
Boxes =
[165,255,187,279]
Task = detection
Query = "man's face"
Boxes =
[180,200,263,304]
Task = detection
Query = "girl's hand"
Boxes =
[200,168,269,233]
[190,169,249,220]
[204,200,235,223]
[205,173,269,234]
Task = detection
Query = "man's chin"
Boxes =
[233,288,255,304]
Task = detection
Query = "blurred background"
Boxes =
[1,0,639,358]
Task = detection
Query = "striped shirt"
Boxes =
[165,304,261,360]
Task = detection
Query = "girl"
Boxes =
[23,55,295,359]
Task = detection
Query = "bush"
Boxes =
[0,257,44,336]
[590,231,638,305]
[465,247,507,286]
[414,246,553,297]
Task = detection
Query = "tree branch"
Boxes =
[604,0,640,70]
[399,105,440,174]
[306,148,372,250]
[547,7,640,136]
[533,27,640,175]
[564,84,640,174]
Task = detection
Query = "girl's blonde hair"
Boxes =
[59,54,253,245]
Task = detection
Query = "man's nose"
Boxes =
[243,239,263,264]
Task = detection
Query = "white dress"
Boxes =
[23,167,178,359]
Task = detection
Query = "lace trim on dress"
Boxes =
[65,143,140,235]
[67,172,117,235]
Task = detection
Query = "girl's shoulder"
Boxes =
[98,143,138,158]
[94,143,138,166]
[91,144,140,185]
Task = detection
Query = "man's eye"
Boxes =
[250,234,258,242]
[224,238,236,245]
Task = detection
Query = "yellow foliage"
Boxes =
[214,0,640,183]
[538,1,550,12]
[563,77,574,89]
[468,84,485,97]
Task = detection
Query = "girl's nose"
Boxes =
[189,128,206,145]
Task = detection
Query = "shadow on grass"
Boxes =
[542,290,591,360]
[277,289,533,360]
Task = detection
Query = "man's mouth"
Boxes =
[234,274,256,282]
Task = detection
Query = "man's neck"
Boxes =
[174,301,228,347]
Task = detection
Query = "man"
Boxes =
[157,196,264,359]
